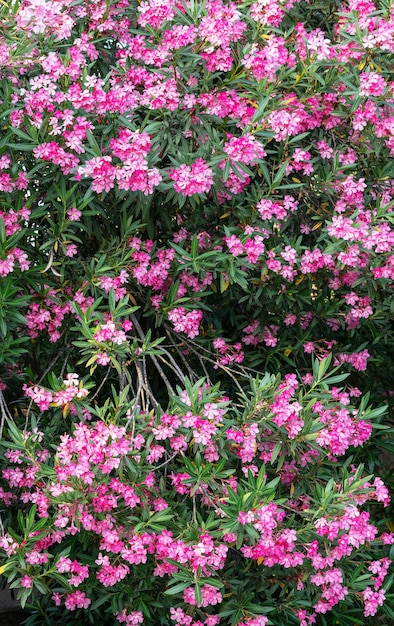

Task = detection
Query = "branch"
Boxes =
[130,313,175,395]
[165,327,199,382]
[0,390,12,441]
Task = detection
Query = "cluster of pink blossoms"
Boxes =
[243,37,296,82]
[23,373,88,412]
[94,318,128,345]
[130,239,175,298]
[213,337,244,367]
[16,0,75,40]
[334,348,371,371]
[53,590,91,611]
[97,269,129,301]
[0,154,29,194]
[237,618,267,626]
[116,609,144,625]
[223,133,266,165]
[270,374,303,439]
[183,584,222,608]
[77,129,162,194]
[170,159,214,197]
[239,504,304,568]
[168,307,203,339]
[0,247,29,277]
[170,607,221,626]
[152,397,228,465]
[223,233,266,264]
[25,288,74,343]
[57,556,89,586]
[313,399,372,457]
[0,204,30,237]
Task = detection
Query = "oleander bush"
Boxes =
[0,0,393,624]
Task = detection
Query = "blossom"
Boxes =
[20,575,33,588]
[64,590,91,610]
[168,308,203,338]
[359,72,386,97]
[170,159,214,196]
[67,207,82,221]
[362,587,386,617]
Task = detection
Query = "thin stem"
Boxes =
[0,390,13,441]
[90,366,112,402]
[131,313,175,395]
[165,327,198,382]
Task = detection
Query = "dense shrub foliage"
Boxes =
[0,0,393,624]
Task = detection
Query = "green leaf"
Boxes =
[164,581,190,595]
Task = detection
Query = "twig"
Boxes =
[131,313,175,395]
[90,365,112,402]
[141,356,160,410]
[0,390,13,441]
[59,350,70,380]
[165,328,198,382]
[152,451,178,470]
[156,349,186,384]
[217,364,245,395]
[125,400,140,441]
[134,360,149,412]
[133,358,159,412]
[165,325,211,383]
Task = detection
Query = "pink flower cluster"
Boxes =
[23,373,88,412]
[116,609,144,625]
[131,241,175,296]
[243,37,296,82]
[213,337,245,367]
[25,288,73,343]
[270,374,303,439]
[0,154,29,195]
[313,402,372,457]
[257,196,298,223]
[0,247,29,276]
[57,556,89,587]
[78,129,162,194]
[95,319,128,345]
[224,234,266,264]
[170,607,221,626]
[183,584,222,608]
[168,308,203,339]
[53,590,91,610]
[0,204,30,237]
[16,0,75,40]
[334,349,371,371]
[223,133,266,165]
[98,270,129,301]
[240,504,304,568]
[170,159,214,197]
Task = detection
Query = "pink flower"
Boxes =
[64,590,91,610]
[20,575,33,588]
[223,133,266,164]
[65,243,78,257]
[170,159,214,196]
[359,72,386,97]
[67,207,82,221]
[168,308,203,338]
[362,587,386,617]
